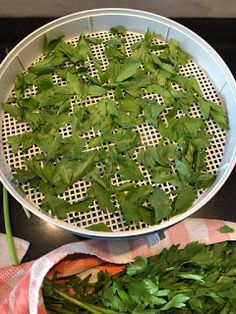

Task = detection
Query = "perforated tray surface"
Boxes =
[1,30,227,232]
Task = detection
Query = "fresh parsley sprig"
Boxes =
[43,241,236,313]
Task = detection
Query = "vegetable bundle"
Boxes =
[3,26,228,229]
[43,241,236,313]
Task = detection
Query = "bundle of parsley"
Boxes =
[43,241,236,313]
[2,26,228,229]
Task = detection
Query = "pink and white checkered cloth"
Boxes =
[0,234,30,268]
[0,218,236,314]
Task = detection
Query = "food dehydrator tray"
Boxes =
[0,9,236,238]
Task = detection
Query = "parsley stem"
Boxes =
[88,303,126,314]
[54,289,104,314]
[3,186,19,265]
[22,206,31,219]
[54,289,124,314]
[45,304,75,314]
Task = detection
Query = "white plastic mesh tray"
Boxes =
[1,30,226,232]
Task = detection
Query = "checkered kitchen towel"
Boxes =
[0,234,30,268]
[0,218,236,314]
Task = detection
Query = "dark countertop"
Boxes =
[0,17,236,263]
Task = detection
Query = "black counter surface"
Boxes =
[0,17,235,263]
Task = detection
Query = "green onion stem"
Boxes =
[3,186,19,265]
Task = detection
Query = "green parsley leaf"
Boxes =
[116,153,144,181]
[196,172,216,189]
[151,166,176,184]
[165,39,190,68]
[43,35,64,54]
[119,97,141,115]
[2,103,22,121]
[148,187,172,222]
[126,185,153,204]
[29,56,57,75]
[69,197,94,213]
[71,152,97,183]
[116,62,141,82]
[184,117,204,137]
[7,134,23,154]
[87,37,103,44]
[67,72,87,99]
[177,273,204,282]
[126,255,148,276]
[105,43,126,60]
[89,182,116,213]
[192,132,212,148]
[152,54,177,75]
[175,160,192,185]
[116,130,141,153]
[116,193,152,224]
[110,26,127,35]
[218,225,235,233]
[86,223,111,232]
[210,102,228,129]
[36,75,53,93]
[41,194,71,219]
[143,101,164,127]
[161,294,189,310]
[73,35,92,61]
[198,98,228,129]
[173,75,202,96]
[198,98,211,119]
[13,167,36,183]
[156,144,179,166]
[87,85,107,97]
[138,145,178,170]
[174,186,197,212]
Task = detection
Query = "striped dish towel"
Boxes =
[0,218,236,314]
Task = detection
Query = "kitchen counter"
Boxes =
[0,17,236,263]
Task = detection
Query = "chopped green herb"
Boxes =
[115,61,141,82]
[218,225,235,233]
[116,153,144,181]
[41,195,72,219]
[116,193,152,224]
[148,187,172,222]
[86,222,111,232]
[89,182,116,214]
[174,186,197,212]
[110,25,127,35]
[3,28,228,229]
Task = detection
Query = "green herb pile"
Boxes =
[43,241,236,313]
[3,26,228,229]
